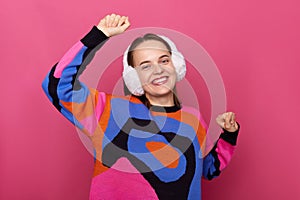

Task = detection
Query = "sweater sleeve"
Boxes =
[202,123,240,180]
[42,26,109,137]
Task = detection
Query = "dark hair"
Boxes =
[127,33,172,67]
[124,33,181,108]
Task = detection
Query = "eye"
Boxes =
[141,64,151,70]
[160,58,170,65]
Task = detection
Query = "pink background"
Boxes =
[1,0,299,199]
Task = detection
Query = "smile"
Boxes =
[151,76,168,86]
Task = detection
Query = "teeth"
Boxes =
[152,77,167,84]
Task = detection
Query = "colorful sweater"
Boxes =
[42,26,239,200]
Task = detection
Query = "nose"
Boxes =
[152,63,164,74]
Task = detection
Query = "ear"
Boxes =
[122,64,144,96]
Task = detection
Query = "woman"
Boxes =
[42,14,239,200]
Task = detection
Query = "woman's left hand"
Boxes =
[216,112,238,132]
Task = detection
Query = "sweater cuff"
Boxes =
[219,122,240,146]
[80,26,109,48]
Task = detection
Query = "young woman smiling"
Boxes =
[42,13,240,200]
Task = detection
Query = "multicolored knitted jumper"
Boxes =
[42,26,239,200]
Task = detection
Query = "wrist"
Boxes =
[96,26,110,37]
[80,26,109,48]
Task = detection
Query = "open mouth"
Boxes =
[151,76,168,86]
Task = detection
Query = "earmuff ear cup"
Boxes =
[122,45,144,96]
[158,35,186,82]
[171,51,186,81]
[122,34,186,96]
[122,61,144,96]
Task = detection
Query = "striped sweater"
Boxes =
[42,26,239,200]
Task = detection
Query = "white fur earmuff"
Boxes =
[122,34,186,96]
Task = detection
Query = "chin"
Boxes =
[144,85,174,97]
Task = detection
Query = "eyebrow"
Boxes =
[139,55,170,66]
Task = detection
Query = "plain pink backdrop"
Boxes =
[1,0,299,199]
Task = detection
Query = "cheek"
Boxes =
[136,71,151,85]
[167,66,177,81]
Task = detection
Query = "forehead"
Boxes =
[133,40,169,51]
[132,40,170,64]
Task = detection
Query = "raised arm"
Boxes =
[202,112,240,180]
[41,14,130,137]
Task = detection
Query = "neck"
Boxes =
[145,92,174,107]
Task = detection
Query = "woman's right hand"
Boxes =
[97,14,130,37]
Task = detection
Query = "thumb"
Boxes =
[120,17,130,31]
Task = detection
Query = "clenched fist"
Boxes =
[97,13,130,37]
[216,112,239,132]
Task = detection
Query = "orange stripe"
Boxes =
[91,125,109,176]
[152,110,207,152]
[60,89,99,121]
[146,141,180,168]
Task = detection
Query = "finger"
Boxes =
[106,14,114,27]
[105,15,111,27]
[108,14,115,27]
[112,15,121,27]
[121,17,130,31]
[98,18,105,28]
[230,112,236,125]
[216,114,225,128]
[224,112,231,129]
[109,14,116,27]
[125,16,130,25]
[118,16,127,26]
